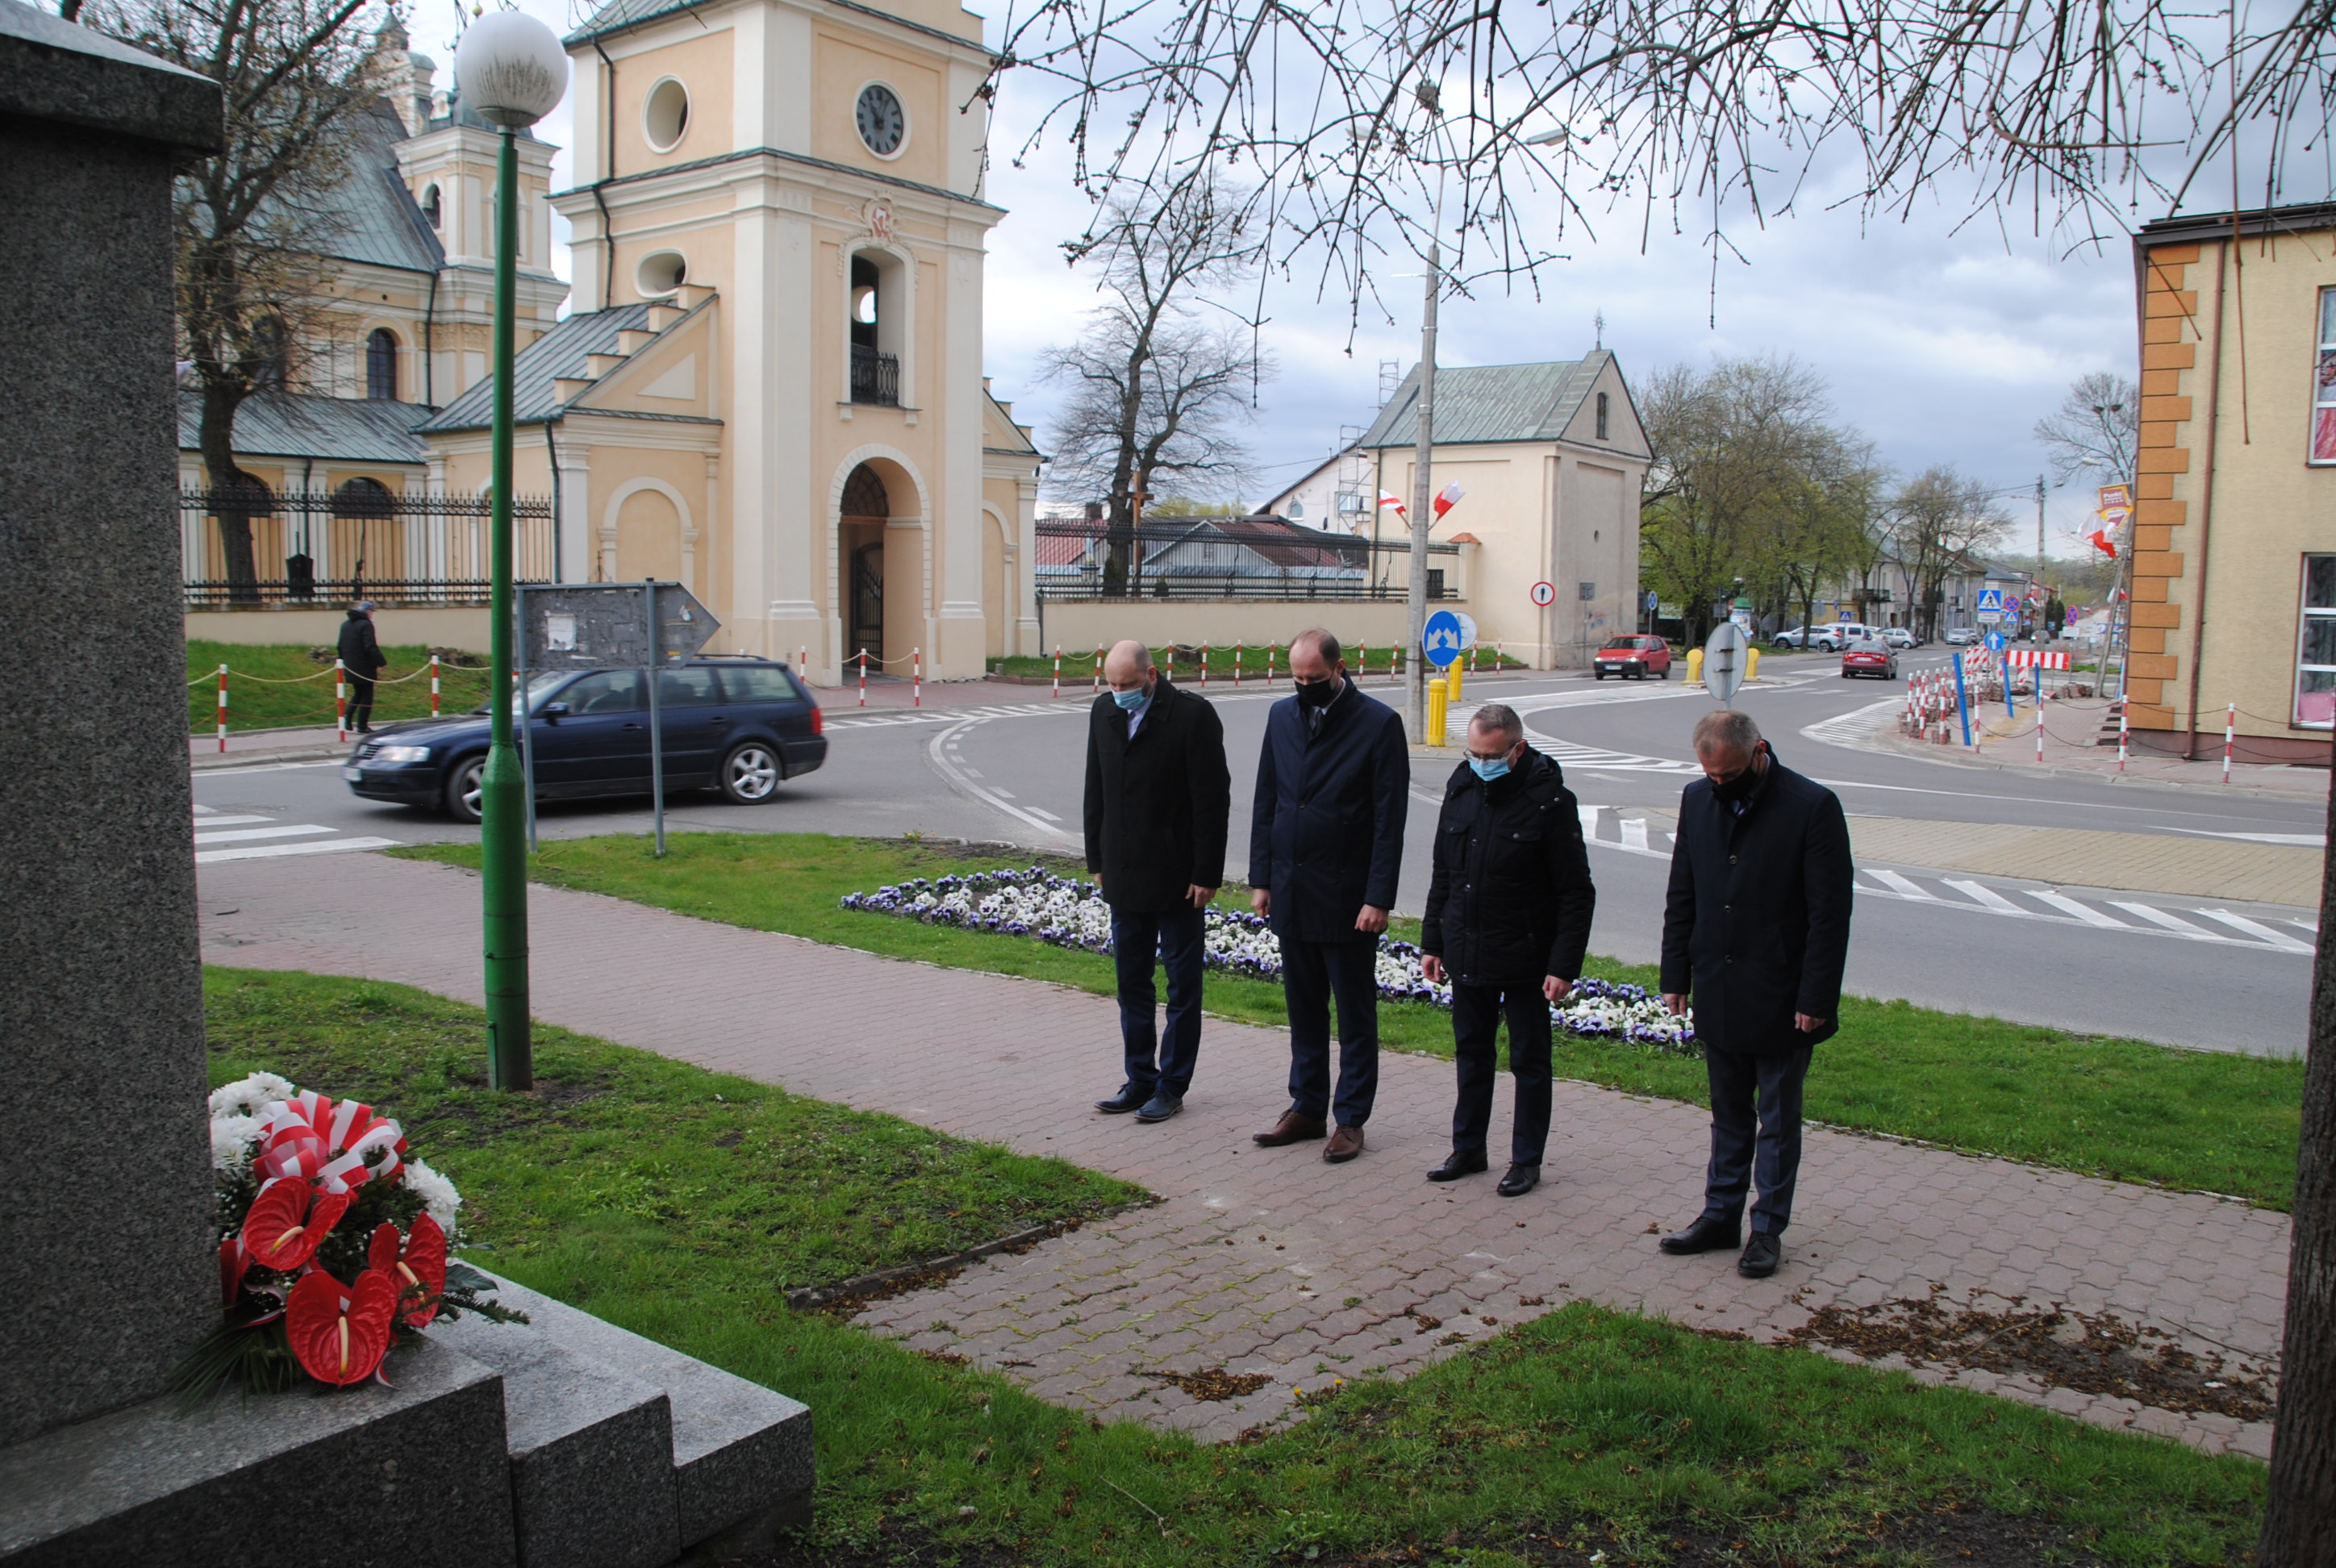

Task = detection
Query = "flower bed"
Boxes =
[841,869,1697,1053]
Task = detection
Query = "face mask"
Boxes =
[1295,675,1340,709]
[1468,753,1512,782]
[1710,753,1761,802]
[1112,682,1149,712]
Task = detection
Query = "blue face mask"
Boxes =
[1468,753,1512,782]
[1112,683,1149,712]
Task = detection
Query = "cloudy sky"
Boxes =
[436,0,2174,554]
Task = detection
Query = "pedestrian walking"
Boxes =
[1656,710,1853,1278]
[1419,704,1596,1197]
[1248,629,1408,1163]
[1084,640,1231,1123]
[337,602,388,735]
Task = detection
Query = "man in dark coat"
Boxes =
[1085,640,1232,1123]
[336,602,388,734]
[1420,703,1596,1197]
[1658,709,1854,1278]
[1248,628,1408,1163]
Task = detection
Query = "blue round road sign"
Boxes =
[1984,630,2005,652]
[1424,610,1464,668]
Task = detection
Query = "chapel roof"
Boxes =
[178,390,433,465]
[1358,354,1613,448]
[283,98,447,275]
[419,304,657,432]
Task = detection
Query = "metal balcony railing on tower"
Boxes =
[851,344,900,407]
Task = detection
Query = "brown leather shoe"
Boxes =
[1253,1109,1327,1147]
[1322,1124,1366,1163]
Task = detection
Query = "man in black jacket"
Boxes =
[1248,629,1408,1163]
[1084,640,1232,1123]
[1658,709,1854,1279]
[1420,704,1596,1197]
[336,602,388,734]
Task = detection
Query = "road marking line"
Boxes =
[2025,890,2128,928]
[1867,869,1934,899]
[924,719,1076,842]
[1026,807,1062,823]
[1943,879,2028,915]
[1578,803,1603,833]
[196,836,400,865]
[189,813,276,828]
[2194,909,2317,953]
[2288,918,2321,936]
[2170,829,2327,847]
[2111,902,2217,938]
[193,824,335,845]
[1621,818,1650,853]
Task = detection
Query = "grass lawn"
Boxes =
[204,967,2263,1566]
[187,639,492,734]
[394,832,2305,1211]
[985,642,1528,683]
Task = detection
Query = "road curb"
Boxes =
[1817,713,2327,803]
[192,744,343,771]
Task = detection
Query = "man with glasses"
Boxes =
[1419,704,1596,1196]
[1657,709,1854,1278]
[1248,629,1408,1163]
[1086,640,1231,1124]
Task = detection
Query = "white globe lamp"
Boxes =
[453,10,569,129]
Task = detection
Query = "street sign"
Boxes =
[2097,482,2133,519]
[522,582,720,669]
[1424,610,1465,667]
[1703,623,1751,705]
[1985,630,2005,652]
[1975,586,2007,624]
[1454,611,1478,649]
[1530,580,1557,607]
[1645,589,1660,612]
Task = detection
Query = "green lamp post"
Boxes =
[453,11,568,1091]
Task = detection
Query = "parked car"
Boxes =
[1775,622,1869,652]
[343,658,828,823]
[1943,627,1980,646]
[1592,634,1673,680]
[1881,627,1920,649]
[1840,635,1899,680]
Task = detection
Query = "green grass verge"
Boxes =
[392,832,2305,1210]
[984,642,1529,682]
[204,965,2262,1566]
[188,640,492,734]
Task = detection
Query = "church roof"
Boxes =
[282,99,446,276]
[568,0,997,56]
[180,390,432,464]
[419,305,657,432]
[1357,355,1612,448]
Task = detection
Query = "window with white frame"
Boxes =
[2314,290,2336,463]
[2299,556,2336,728]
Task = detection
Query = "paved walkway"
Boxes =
[198,853,2288,1457]
[1880,694,2330,799]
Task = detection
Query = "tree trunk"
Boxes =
[2257,765,2336,1564]
[197,377,264,603]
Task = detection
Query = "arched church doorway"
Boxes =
[841,463,889,665]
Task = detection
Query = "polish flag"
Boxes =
[2088,528,2117,559]
[1378,490,1407,516]
[1431,482,1465,519]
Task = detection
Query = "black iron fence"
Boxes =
[850,345,899,407]
[181,486,557,607]
[1034,515,1458,602]
[1037,578,1448,603]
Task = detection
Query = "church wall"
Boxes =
[811,29,949,191]
[606,30,738,176]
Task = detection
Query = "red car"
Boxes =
[1592,635,1673,680]
[1840,636,1899,680]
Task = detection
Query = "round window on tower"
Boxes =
[636,250,688,297]
[644,77,690,152]
[855,82,906,158]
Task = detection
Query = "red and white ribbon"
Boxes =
[257,1092,407,1193]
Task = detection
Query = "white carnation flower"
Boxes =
[403,1157,462,1229]
[211,1114,262,1171]
[210,1072,296,1122]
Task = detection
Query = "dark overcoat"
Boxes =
[336,612,386,676]
[1421,748,1596,986]
[1082,678,1232,912]
[1658,748,1854,1053]
[1246,682,1408,945]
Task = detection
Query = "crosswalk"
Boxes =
[1571,803,2318,955]
[826,699,1089,732]
[193,806,398,865]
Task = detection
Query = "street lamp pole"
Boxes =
[456,12,569,1091]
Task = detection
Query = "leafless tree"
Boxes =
[1039,181,1271,595]
[92,0,382,599]
[1885,467,2009,641]
[2035,372,2140,491]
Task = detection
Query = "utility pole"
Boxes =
[1403,102,1445,742]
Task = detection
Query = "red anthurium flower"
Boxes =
[367,1214,448,1328]
[240,1178,353,1273]
[286,1268,398,1387]
[219,1236,248,1308]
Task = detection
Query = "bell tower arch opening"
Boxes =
[841,462,890,666]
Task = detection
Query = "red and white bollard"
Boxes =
[2224,703,2236,785]
[1166,646,1175,683]
[1234,644,1243,686]
[215,664,228,753]
[1200,644,1209,688]
[1052,644,1062,699]
[1091,647,1103,695]
[1265,644,1275,683]
[1358,641,1369,681]
[2035,696,2045,765]
[335,658,348,743]
[858,648,868,707]
[430,652,441,718]
[1469,644,1479,674]
[912,647,922,708]
[2117,700,2130,773]
[799,646,809,678]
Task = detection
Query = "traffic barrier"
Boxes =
[1233,644,1243,686]
[215,665,228,753]
[430,653,440,718]
[335,658,348,743]
[1200,644,1210,688]
[2225,703,2236,784]
[1265,644,1275,684]
[1425,676,1449,747]
[1092,646,1103,695]
[859,648,869,707]
[913,647,922,708]
[1052,644,1061,699]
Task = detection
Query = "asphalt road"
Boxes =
[193,648,2324,1056]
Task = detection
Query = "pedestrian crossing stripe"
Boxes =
[192,806,398,865]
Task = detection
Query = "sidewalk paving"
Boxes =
[196,851,2289,1457]
[1876,694,2330,799]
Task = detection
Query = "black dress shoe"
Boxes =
[1737,1232,1782,1278]
[1495,1163,1540,1197]
[1426,1149,1488,1182]
[1095,1086,1148,1114]
[1658,1216,1742,1255]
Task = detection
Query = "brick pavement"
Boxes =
[198,851,2288,1457]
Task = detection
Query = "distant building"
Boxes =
[2130,204,2336,761]
[1034,514,1367,598]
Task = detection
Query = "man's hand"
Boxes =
[1544,975,1574,1003]
[1420,953,1445,983]
[1355,904,1389,936]
[1795,1012,1826,1032]
[1187,883,1216,908]
[1662,992,1690,1016]
[1250,887,1271,917]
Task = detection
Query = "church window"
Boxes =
[251,315,289,391]
[421,183,441,228]
[855,83,906,157]
[644,77,690,152]
[1596,390,1610,440]
[366,329,399,401]
[637,251,688,298]
[848,251,902,406]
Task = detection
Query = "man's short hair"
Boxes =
[1470,703,1524,740]
[1693,709,1762,756]
[1289,628,1342,665]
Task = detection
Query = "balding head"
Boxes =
[1103,640,1156,691]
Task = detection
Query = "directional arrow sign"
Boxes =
[1703,622,1751,705]
[522,582,722,670]
[1423,609,1464,667]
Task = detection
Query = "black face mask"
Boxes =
[1710,753,1762,803]
[1295,675,1340,709]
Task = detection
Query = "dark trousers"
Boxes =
[347,672,377,731]
[1280,937,1379,1127]
[1450,980,1553,1166]
[1702,1043,1812,1235]
[1110,904,1206,1100]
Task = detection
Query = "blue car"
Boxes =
[343,658,827,823]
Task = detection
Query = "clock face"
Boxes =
[856,84,905,156]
